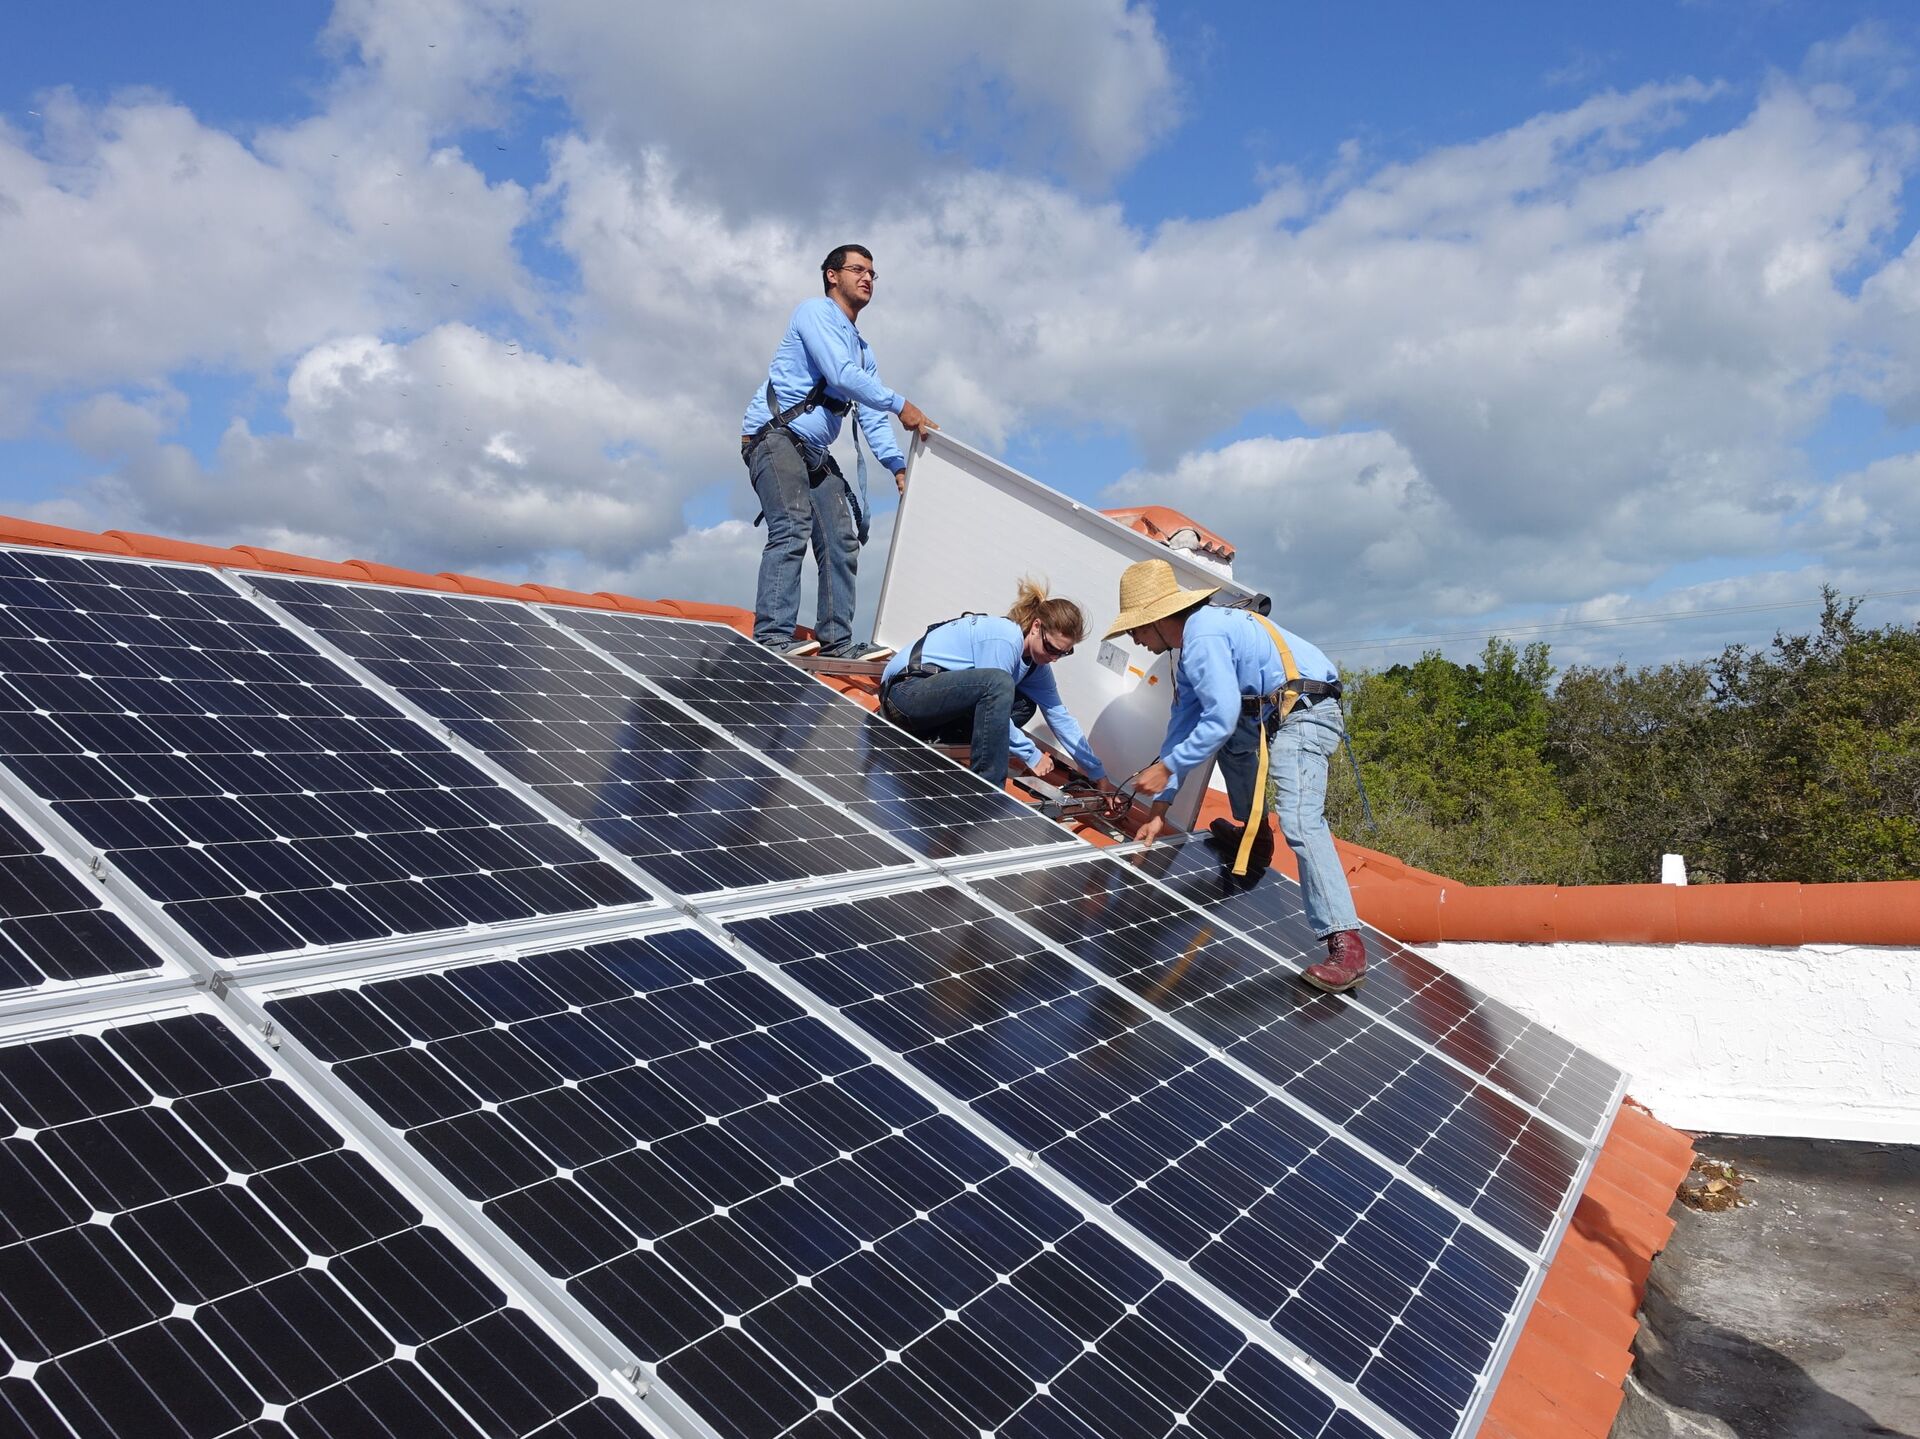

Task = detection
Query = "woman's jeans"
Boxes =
[747,433,857,653]
[1217,699,1360,938]
[885,669,1033,786]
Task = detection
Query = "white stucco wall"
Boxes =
[1419,941,1920,1144]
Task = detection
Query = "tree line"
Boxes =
[1322,591,1920,886]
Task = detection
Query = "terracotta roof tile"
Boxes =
[440,571,546,600]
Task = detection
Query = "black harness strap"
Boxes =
[746,378,849,454]
[745,379,865,536]
[880,612,985,720]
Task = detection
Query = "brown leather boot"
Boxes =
[1302,930,1367,993]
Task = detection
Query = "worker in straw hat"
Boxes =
[1105,558,1368,993]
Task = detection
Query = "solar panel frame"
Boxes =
[0,788,190,1011]
[538,608,1083,864]
[243,576,922,902]
[0,548,657,966]
[721,877,1559,1439]
[0,991,665,1439]
[962,850,1601,1257]
[249,911,1379,1439]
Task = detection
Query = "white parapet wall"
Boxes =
[1421,941,1920,1144]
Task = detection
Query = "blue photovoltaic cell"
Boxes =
[1132,841,1622,1140]
[266,925,1364,1439]
[541,608,1078,860]
[0,1008,646,1438]
[728,887,1534,1439]
[0,549,649,959]
[253,578,910,896]
[0,803,161,998]
[971,857,1589,1254]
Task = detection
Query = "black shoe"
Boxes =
[775,638,822,657]
[820,641,894,662]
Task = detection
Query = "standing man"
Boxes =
[741,244,936,659]
[1105,559,1368,993]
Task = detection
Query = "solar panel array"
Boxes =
[0,549,650,961]
[0,1007,648,1439]
[542,608,1078,861]
[970,857,1598,1254]
[0,543,1625,1439]
[253,579,910,897]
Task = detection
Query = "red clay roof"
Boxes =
[0,509,1704,1438]
[1101,504,1237,564]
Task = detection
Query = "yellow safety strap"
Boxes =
[1234,615,1302,877]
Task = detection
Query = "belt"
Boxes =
[1240,679,1341,715]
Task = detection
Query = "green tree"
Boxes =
[1328,638,1596,884]
[1704,591,1920,882]
[1546,658,1728,883]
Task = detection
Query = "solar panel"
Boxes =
[249,579,914,898]
[969,853,1596,1255]
[262,925,1364,1439]
[1131,840,1623,1142]
[0,546,1629,1439]
[727,885,1536,1439]
[0,800,166,999]
[0,549,650,961]
[540,609,1079,861]
[0,1004,650,1438]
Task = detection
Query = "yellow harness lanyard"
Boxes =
[1234,614,1302,877]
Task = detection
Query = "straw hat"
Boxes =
[1103,559,1221,640]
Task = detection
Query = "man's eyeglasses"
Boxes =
[1038,633,1074,660]
[838,264,878,281]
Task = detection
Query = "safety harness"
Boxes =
[743,378,872,544]
[1232,613,1344,876]
[879,612,983,721]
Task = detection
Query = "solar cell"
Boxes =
[541,609,1078,861]
[0,1006,648,1438]
[0,549,650,960]
[970,855,1592,1254]
[728,886,1535,1439]
[252,579,911,896]
[265,925,1367,1439]
[1132,840,1623,1141]
[0,801,164,999]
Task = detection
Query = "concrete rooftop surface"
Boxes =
[1616,1135,1920,1438]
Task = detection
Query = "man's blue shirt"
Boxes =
[741,298,907,472]
[882,615,1106,778]
[1157,607,1338,796]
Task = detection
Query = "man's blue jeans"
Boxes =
[1217,698,1360,938]
[884,668,1019,785]
[747,433,857,653]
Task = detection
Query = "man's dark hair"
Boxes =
[821,244,873,294]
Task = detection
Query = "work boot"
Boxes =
[1301,930,1367,994]
[1207,817,1274,867]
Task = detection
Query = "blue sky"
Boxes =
[2,0,1917,670]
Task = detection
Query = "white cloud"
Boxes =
[327,0,1178,206]
[52,325,699,575]
[13,11,1920,674]
[0,87,531,427]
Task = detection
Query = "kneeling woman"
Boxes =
[880,579,1111,790]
